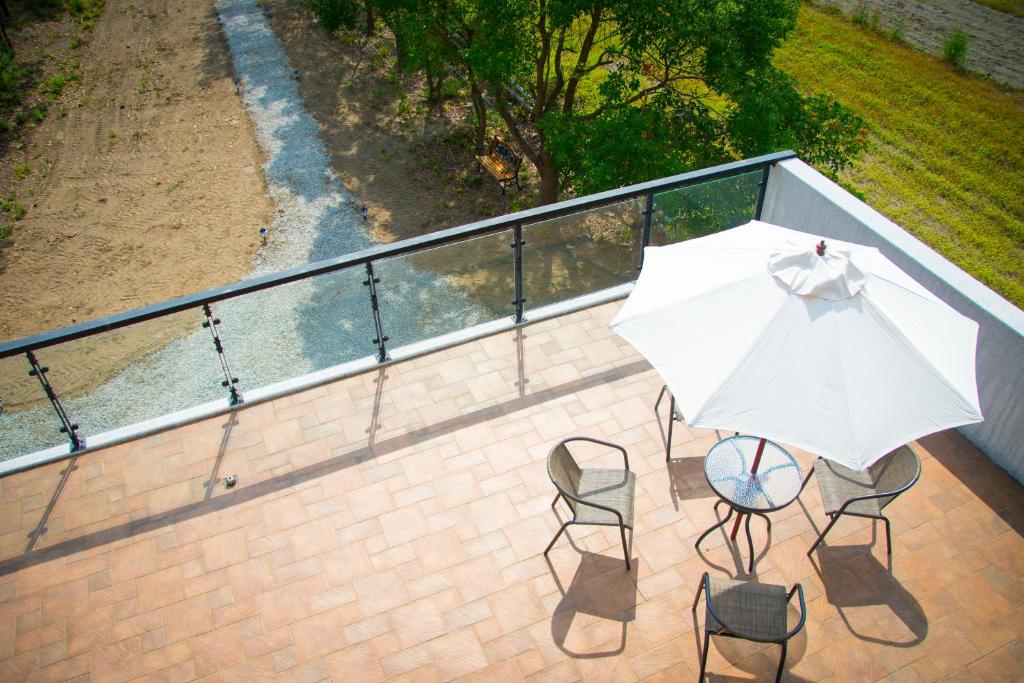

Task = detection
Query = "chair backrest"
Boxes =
[868,445,921,509]
[548,442,582,511]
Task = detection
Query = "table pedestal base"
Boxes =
[695,500,772,573]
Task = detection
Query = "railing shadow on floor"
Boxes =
[544,549,637,659]
[24,455,80,554]
[203,412,238,501]
[0,357,652,577]
[810,545,927,647]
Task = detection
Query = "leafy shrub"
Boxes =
[943,28,970,68]
[12,161,29,180]
[1,194,27,221]
[303,0,359,33]
[68,0,105,30]
[852,3,871,27]
[0,51,33,109]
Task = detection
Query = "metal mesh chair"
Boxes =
[803,445,921,558]
[545,437,636,569]
[692,572,806,683]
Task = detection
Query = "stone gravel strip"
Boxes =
[819,0,1024,89]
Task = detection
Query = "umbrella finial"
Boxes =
[816,240,827,257]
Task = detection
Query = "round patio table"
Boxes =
[694,435,802,572]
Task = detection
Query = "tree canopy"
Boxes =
[306,0,867,204]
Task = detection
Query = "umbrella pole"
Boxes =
[730,438,768,540]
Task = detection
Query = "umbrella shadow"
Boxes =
[810,546,927,646]
[544,551,638,658]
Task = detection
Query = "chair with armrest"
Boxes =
[692,572,807,683]
[802,444,921,558]
[544,437,635,570]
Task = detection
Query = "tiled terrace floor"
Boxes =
[1,302,1023,682]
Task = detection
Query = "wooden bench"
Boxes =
[475,137,522,193]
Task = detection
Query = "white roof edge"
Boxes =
[776,158,1024,336]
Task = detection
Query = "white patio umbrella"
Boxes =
[611,220,983,471]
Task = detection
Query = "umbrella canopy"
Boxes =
[611,220,982,470]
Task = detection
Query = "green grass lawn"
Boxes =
[776,3,1024,310]
[975,0,1024,18]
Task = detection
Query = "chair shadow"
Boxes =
[811,546,928,647]
[544,551,638,659]
[666,456,713,508]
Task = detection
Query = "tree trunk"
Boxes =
[469,78,487,152]
[537,151,559,204]
[364,2,375,35]
[394,30,407,71]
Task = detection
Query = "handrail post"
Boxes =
[511,223,526,324]
[26,350,85,452]
[202,304,243,406]
[638,191,654,271]
[364,261,390,363]
[754,163,772,220]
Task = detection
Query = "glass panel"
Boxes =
[0,353,68,461]
[375,230,513,349]
[216,266,377,391]
[650,170,762,246]
[1,309,224,459]
[522,198,644,310]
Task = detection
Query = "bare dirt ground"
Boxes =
[0,0,271,341]
[0,0,273,407]
[261,0,524,245]
[818,0,1024,89]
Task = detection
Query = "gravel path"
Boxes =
[818,0,1024,89]
[0,0,486,461]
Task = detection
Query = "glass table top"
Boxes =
[704,435,802,512]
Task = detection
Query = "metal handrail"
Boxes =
[0,150,794,358]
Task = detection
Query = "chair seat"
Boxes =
[575,468,636,528]
[814,459,883,516]
[705,576,789,641]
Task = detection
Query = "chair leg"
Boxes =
[550,492,561,509]
[544,522,571,556]
[807,513,841,556]
[666,398,675,461]
[692,576,705,612]
[619,524,631,570]
[882,515,892,556]
[655,385,673,461]
[745,511,755,573]
[775,641,788,683]
[655,384,668,412]
[698,631,710,682]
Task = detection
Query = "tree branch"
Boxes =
[492,92,542,167]
[562,3,603,115]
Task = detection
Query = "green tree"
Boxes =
[314,0,868,204]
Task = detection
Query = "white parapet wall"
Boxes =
[762,158,1024,482]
